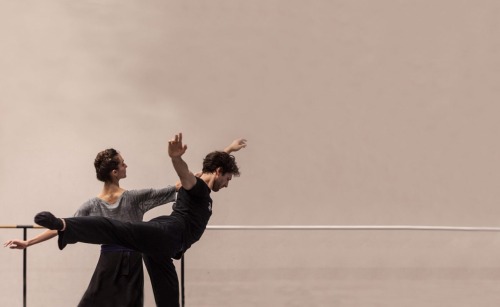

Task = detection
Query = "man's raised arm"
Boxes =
[168,133,197,190]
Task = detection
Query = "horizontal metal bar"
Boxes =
[0,225,43,229]
[207,225,500,232]
[2,225,500,232]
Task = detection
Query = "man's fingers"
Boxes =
[237,138,247,147]
[170,133,184,145]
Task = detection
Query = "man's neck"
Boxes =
[200,173,215,191]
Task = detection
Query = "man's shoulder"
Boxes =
[182,177,210,196]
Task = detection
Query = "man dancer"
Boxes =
[35,132,243,307]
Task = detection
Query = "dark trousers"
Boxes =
[144,254,180,307]
[59,216,184,255]
[59,216,184,307]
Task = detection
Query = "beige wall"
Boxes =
[2,1,500,306]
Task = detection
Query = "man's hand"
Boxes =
[3,239,28,250]
[168,133,188,158]
[224,138,247,154]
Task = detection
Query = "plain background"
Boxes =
[2,0,500,306]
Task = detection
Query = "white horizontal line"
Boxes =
[207,225,500,232]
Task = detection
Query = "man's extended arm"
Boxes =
[224,138,247,154]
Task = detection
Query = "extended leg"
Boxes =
[35,212,183,255]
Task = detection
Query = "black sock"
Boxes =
[34,211,64,230]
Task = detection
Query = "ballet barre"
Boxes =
[206,225,500,231]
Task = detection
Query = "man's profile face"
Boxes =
[212,172,233,192]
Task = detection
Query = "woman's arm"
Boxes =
[3,229,58,249]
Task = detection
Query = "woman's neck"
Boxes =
[98,181,125,203]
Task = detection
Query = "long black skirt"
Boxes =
[78,247,144,307]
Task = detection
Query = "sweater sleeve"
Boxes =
[73,200,93,217]
[127,186,177,213]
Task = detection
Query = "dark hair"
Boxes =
[202,151,240,176]
[94,148,120,182]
